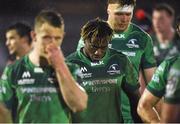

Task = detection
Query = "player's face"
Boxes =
[107,4,133,32]
[152,10,173,33]
[6,30,23,55]
[84,37,110,61]
[34,23,64,57]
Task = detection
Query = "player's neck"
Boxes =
[157,27,175,44]
[29,50,40,66]
[16,46,31,60]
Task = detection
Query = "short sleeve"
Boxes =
[164,60,180,104]
[0,66,13,102]
[141,34,157,69]
[146,61,168,97]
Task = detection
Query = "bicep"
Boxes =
[143,67,156,83]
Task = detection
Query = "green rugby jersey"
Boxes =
[67,48,139,123]
[152,33,180,66]
[77,23,156,122]
[164,57,180,104]
[0,55,79,123]
[147,55,180,98]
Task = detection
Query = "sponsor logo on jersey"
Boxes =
[107,64,121,75]
[34,67,44,73]
[80,67,88,73]
[91,61,104,66]
[82,81,88,86]
[122,51,136,57]
[18,79,35,85]
[113,34,125,39]
[20,87,57,93]
[22,71,31,78]
[82,79,118,93]
[30,94,52,102]
[126,39,139,48]
[80,66,92,78]
[152,74,159,83]
[18,71,35,85]
[108,44,112,48]
[82,79,118,86]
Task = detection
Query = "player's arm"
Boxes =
[140,34,157,88]
[46,43,88,113]
[0,103,12,123]
[137,89,160,123]
[122,83,142,123]
[161,103,180,122]
[142,67,156,84]
[0,68,14,123]
[123,57,142,122]
[138,60,169,123]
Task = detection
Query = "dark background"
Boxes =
[0,0,180,73]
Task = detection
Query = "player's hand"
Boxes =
[45,43,65,69]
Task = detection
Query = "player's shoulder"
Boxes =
[169,55,180,69]
[66,52,80,67]
[108,48,129,60]
[6,55,28,71]
[66,51,79,61]
[66,60,80,75]
[165,54,180,65]
[130,23,151,38]
[156,54,180,74]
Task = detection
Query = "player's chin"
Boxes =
[9,49,15,55]
[92,56,102,61]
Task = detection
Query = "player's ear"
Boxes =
[30,31,37,42]
[107,9,110,15]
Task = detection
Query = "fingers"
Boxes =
[44,43,64,68]
[45,43,59,54]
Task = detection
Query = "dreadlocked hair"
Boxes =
[81,18,113,42]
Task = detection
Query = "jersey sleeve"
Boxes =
[0,66,14,102]
[124,57,139,92]
[141,34,157,69]
[76,37,85,51]
[146,60,168,97]
[164,60,180,104]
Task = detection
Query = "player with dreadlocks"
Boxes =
[67,18,142,123]
[77,0,156,122]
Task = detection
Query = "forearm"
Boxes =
[0,103,12,123]
[55,61,87,113]
[137,102,160,122]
